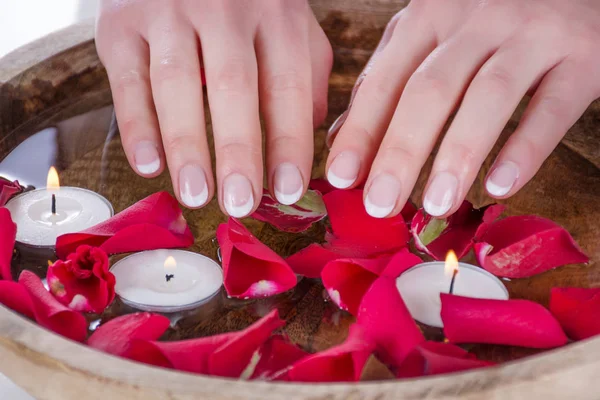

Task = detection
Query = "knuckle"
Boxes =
[407,66,452,103]
[163,132,197,151]
[343,124,380,148]
[152,58,198,83]
[111,69,146,94]
[219,140,262,159]
[268,134,305,152]
[381,143,421,165]
[265,71,309,98]
[476,64,515,97]
[213,59,255,94]
[444,140,479,165]
[536,94,572,122]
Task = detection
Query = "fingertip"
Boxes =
[132,141,164,178]
[273,162,304,205]
[485,160,520,199]
[222,173,256,218]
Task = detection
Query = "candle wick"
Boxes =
[51,194,56,215]
[448,269,458,295]
[165,274,175,283]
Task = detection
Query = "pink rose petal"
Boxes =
[55,192,194,259]
[285,244,340,279]
[284,324,373,382]
[87,313,170,356]
[0,177,23,207]
[357,277,424,371]
[0,280,35,319]
[411,201,504,260]
[323,189,409,258]
[249,335,308,380]
[441,294,568,348]
[0,207,16,280]
[549,287,600,340]
[474,215,588,278]
[251,189,327,233]
[217,218,297,298]
[19,270,88,342]
[397,341,494,378]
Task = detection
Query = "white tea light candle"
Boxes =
[396,254,508,328]
[111,249,223,312]
[5,167,113,247]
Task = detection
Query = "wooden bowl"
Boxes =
[0,1,598,399]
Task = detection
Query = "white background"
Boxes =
[0,1,99,398]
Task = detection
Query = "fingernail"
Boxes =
[486,161,519,197]
[274,162,303,205]
[327,150,360,189]
[223,173,254,218]
[365,173,401,218]
[179,164,209,208]
[325,110,349,147]
[134,141,160,175]
[423,171,458,217]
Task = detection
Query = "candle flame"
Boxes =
[164,256,177,271]
[47,167,60,190]
[444,250,459,277]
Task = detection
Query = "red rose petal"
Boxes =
[441,294,568,348]
[127,309,284,376]
[474,215,588,278]
[209,309,285,377]
[0,280,35,319]
[286,244,340,278]
[249,335,308,380]
[251,189,327,233]
[87,313,170,356]
[321,256,390,315]
[217,218,297,298]
[357,277,424,371]
[549,287,600,340]
[380,248,422,278]
[18,270,88,342]
[397,341,493,378]
[411,201,504,261]
[128,333,232,372]
[0,177,23,207]
[284,324,373,382]
[55,192,194,259]
[308,178,337,195]
[0,207,16,280]
[323,189,409,258]
[47,246,116,313]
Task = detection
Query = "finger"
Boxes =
[97,32,164,178]
[326,12,437,190]
[325,11,403,146]
[308,15,333,128]
[485,59,598,198]
[363,26,507,218]
[148,17,212,209]
[256,9,313,205]
[196,12,262,217]
[423,35,564,217]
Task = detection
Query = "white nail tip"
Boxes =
[181,183,209,208]
[485,180,511,197]
[275,186,303,206]
[423,197,452,217]
[225,194,254,218]
[136,159,160,175]
[364,196,393,219]
[327,169,356,189]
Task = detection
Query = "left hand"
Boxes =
[326,0,600,218]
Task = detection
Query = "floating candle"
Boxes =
[111,249,223,312]
[396,251,508,328]
[5,167,113,247]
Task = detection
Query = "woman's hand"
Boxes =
[96,0,332,216]
[326,0,600,218]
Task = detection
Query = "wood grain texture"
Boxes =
[0,1,599,399]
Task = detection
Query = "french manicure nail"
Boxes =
[486,161,519,197]
[423,171,458,217]
[179,164,208,208]
[325,110,349,147]
[223,173,254,218]
[365,173,401,218]
[274,162,303,205]
[134,141,160,175]
[327,150,361,189]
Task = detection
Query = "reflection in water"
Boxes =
[0,127,58,187]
